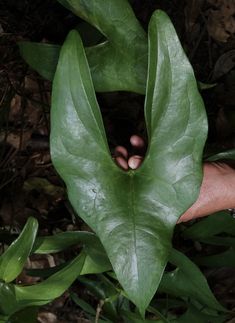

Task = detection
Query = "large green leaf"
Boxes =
[0,217,38,283]
[50,11,207,314]
[19,0,147,93]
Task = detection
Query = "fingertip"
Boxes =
[114,146,128,159]
[128,155,143,170]
[115,156,129,170]
[130,135,145,149]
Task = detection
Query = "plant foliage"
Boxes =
[50,10,207,314]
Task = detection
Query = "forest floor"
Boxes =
[1,0,235,322]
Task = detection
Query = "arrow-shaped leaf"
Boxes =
[50,10,207,314]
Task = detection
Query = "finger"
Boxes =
[128,155,143,170]
[177,212,206,223]
[115,156,129,170]
[130,135,145,149]
[114,146,128,159]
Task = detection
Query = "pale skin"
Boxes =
[114,135,235,223]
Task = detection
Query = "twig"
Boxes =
[95,300,104,323]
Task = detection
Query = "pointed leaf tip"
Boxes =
[0,217,38,283]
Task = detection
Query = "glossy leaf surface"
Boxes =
[51,10,207,313]
[0,217,38,283]
[20,0,147,93]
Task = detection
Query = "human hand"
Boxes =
[114,135,235,222]
[114,135,145,171]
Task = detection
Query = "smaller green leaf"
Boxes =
[198,81,217,90]
[19,0,148,93]
[78,275,119,320]
[159,249,226,312]
[199,236,235,247]
[80,253,111,274]
[57,0,148,93]
[78,275,117,301]
[0,282,18,315]
[70,292,96,315]
[0,217,38,283]
[147,306,170,322]
[19,42,60,81]
[33,231,111,273]
[182,212,235,240]
[14,252,86,309]
[206,148,235,161]
[33,231,101,253]
[174,305,227,323]
[27,254,110,278]
[194,247,235,267]
[0,316,8,323]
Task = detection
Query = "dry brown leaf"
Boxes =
[9,94,22,122]
[16,254,56,285]
[0,130,32,150]
[207,0,235,42]
[37,312,58,323]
